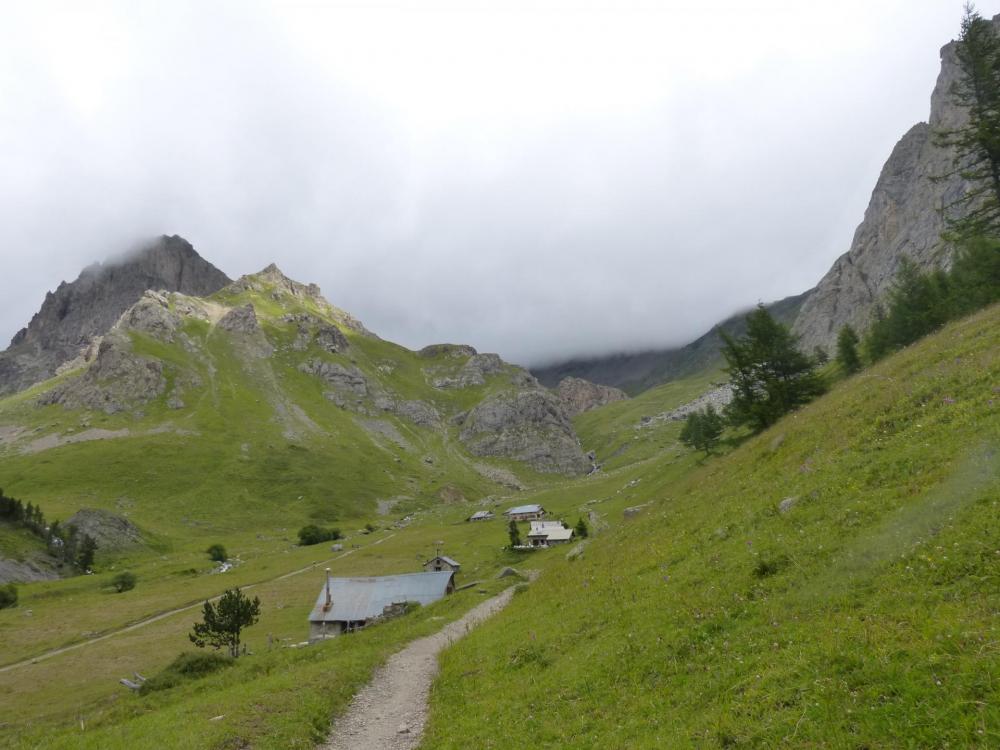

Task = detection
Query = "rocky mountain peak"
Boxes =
[791,18,993,352]
[0,235,231,396]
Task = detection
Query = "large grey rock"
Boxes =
[66,508,144,551]
[555,376,627,417]
[117,291,180,342]
[432,352,506,389]
[458,388,590,475]
[793,26,980,352]
[217,303,261,334]
[37,331,166,414]
[0,235,229,396]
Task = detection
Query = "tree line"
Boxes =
[0,488,98,571]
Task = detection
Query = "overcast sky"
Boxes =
[0,1,990,366]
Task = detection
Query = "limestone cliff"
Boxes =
[792,25,977,351]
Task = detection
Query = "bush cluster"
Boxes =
[297,525,343,546]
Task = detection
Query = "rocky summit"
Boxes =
[791,23,986,352]
[0,235,230,396]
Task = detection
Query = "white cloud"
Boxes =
[0,0,984,365]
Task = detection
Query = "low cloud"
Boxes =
[0,1,976,365]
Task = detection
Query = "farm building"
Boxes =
[308,569,455,642]
[527,520,574,548]
[504,503,546,522]
[423,555,461,573]
[468,510,494,522]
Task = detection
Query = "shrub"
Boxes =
[297,524,343,546]
[112,571,137,593]
[206,544,227,562]
[140,651,233,694]
[0,583,17,609]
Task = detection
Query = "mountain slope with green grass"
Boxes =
[1,272,995,748]
[423,303,1000,749]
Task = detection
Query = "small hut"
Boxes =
[423,555,461,573]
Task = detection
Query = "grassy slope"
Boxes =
[0,274,564,744]
[423,304,1000,749]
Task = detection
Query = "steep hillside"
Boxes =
[533,290,810,394]
[424,304,1000,748]
[0,235,231,397]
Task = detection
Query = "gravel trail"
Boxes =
[321,585,517,750]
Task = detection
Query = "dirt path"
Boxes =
[0,533,397,674]
[321,584,518,750]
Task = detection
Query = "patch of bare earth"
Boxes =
[321,585,518,750]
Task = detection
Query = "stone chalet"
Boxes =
[308,569,455,642]
[526,520,574,548]
[504,504,546,522]
[423,555,461,573]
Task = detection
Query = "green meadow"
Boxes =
[0,293,996,748]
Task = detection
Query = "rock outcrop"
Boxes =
[66,508,144,551]
[555,376,627,416]
[431,353,505,389]
[0,235,230,396]
[457,388,591,475]
[37,331,166,414]
[792,25,977,352]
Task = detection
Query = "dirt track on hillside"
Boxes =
[321,585,517,750]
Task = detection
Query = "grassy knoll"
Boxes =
[423,304,1000,749]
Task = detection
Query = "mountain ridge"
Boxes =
[0,235,231,397]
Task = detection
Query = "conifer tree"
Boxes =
[721,305,825,432]
[190,588,261,658]
[507,520,522,548]
[936,5,1000,239]
[836,325,862,374]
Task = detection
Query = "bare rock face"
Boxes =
[66,508,144,551]
[793,28,977,352]
[117,291,180,342]
[418,343,478,359]
[431,353,505,389]
[555,376,627,417]
[218,303,261,334]
[0,235,230,396]
[37,331,166,414]
[457,388,591,475]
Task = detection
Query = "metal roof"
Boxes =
[504,504,544,515]
[529,520,564,532]
[426,555,461,568]
[309,571,454,623]
[469,510,494,519]
[545,527,574,542]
